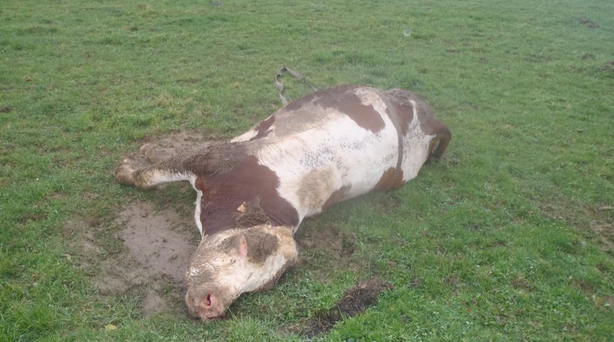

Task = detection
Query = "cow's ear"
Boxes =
[238,234,248,258]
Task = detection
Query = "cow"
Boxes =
[114,85,451,321]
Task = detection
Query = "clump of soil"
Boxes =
[578,18,599,29]
[603,61,614,75]
[290,278,394,338]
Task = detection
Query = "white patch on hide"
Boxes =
[188,176,204,235]
[194,189,203,235]
[400,100,435,181]
[255,87,400,225]
[146,170,193,186]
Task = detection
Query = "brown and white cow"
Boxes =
[114,85,450,321]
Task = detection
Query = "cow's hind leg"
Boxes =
[115,145,196,189]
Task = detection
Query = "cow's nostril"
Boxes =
[205,294,212,307]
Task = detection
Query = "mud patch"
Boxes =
[112,201,198,316]
[116,202,198,284]
[288,278,394,338]
[538,199,614,254]
[68,200,200,317]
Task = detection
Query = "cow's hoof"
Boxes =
[114,161,135,185]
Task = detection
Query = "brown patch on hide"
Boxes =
[178,142,248,176]
[199,156,299,235]
[383,89,451,159]
[383,88,450,135]
[314,86,385,132]
[379,92,413,136]
[250,115,276,141]
[373,167,404,191]
[283,90,321,111]
[222,229,279,264]
[287,278,394,338]
[194,176,207,192]
[322,185,351,210]
[244,230,280,263]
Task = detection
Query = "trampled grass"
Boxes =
[1,0,613,340]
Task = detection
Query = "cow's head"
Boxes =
[185,224,298,321]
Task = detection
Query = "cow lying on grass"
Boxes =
[115,86,451,321]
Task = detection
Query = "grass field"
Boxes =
[2,0,614,340]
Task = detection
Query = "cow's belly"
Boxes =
[254,115,399,225]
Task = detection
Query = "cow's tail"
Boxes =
[429,125,451,160]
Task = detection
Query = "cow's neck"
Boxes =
[195,155,299,236]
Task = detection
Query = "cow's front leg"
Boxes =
[115,144,195,189]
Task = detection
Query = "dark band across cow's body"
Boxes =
[375,90,405,185]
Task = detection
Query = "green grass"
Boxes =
[2,0,614,340]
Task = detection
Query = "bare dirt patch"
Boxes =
[69,131,220,317]
[538,199,614,254]
[91,202,200,316]
[116,201,197,284]
[590,220,614,253]
[287,278,394,338]
[512,277,533,292]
